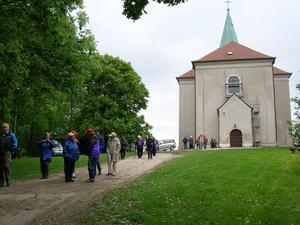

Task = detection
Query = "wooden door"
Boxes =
[230,129,242,147]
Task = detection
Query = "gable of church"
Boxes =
[218,95,253,148]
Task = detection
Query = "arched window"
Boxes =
[227,75,241,94]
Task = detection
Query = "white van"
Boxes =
[158,139,176,151]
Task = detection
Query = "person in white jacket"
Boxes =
[106,132,120,176]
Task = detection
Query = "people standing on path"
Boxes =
[199,134,204,149]
[135,135,144,158]
[96,131,105,175]
[0,123,18,187]
[204,135,208,149]
[196,135,200,149]
[38,132,55,179]
[63,132,80,182]
[88,134,99,182]
[146,134,154,159]
[80,128,99,182]
[106,132,120,176]
[182,136,188,149]
[120,139,128,159]
[188,136,194,149]
[69,130,79,179]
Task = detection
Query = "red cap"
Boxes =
[86,128,94,133]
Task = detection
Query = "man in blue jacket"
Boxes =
[63,132,80,182]
[0,123,18,187]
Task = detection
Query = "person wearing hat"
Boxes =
[106,132,120,176]
[79,128,99,181]
[63,132,80,182]
[69,130,79,179]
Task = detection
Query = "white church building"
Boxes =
[177,9,292,149]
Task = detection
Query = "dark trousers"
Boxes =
[184,143,188,149]
[64,158,75,182]
[88,157,97,179]
[40,159,50,178]
[96,158,101,174]
[0,152,11,186]
[137,147,143,158]
[120,149,126,159]
[153,147,157,156]
[147,148,153,159]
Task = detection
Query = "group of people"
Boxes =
[1,121,161,187]
[182,135,218,149]
[39,128,121,182]
[135,134,158,159]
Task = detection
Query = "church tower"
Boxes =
[177,5,292,149]
[220,8,238,47]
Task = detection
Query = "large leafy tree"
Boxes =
[79,54,152,144]
[1,0,156,155]
[0,0,96,155]
[122,0,187,20]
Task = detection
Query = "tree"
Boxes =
[79,54,152,144]
[0,0,97,155]
[289,84,300,146]
[1,0,155,155]
[122,0,187,20]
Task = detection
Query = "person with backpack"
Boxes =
[0,123,18,187]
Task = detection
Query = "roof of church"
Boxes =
[177,9,290,80]
[193,42,275,63]
[273,67,291,75]
[217,94,253,111]
[220,10,238,47]
[177,69,194,78]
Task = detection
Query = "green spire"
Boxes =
[220,9,238,47]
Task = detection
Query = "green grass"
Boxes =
[82,148,300,225]
[11,152,135,181]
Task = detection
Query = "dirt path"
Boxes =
[0,153,177,225]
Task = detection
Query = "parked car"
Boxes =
[52,140,63,156]
[158,139,176,151]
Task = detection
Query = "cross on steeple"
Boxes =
[225,0,231,11]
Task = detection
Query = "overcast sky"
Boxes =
[83,0,300,143]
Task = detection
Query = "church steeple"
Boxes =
[220,4,238,47]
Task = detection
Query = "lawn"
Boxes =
[11,152,135,181]
[82,148,300,225]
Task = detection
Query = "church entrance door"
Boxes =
[230,129,242,147]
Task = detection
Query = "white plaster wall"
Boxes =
[274,75,292,146]
[194,59,277,146]
[178,78,195,149]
